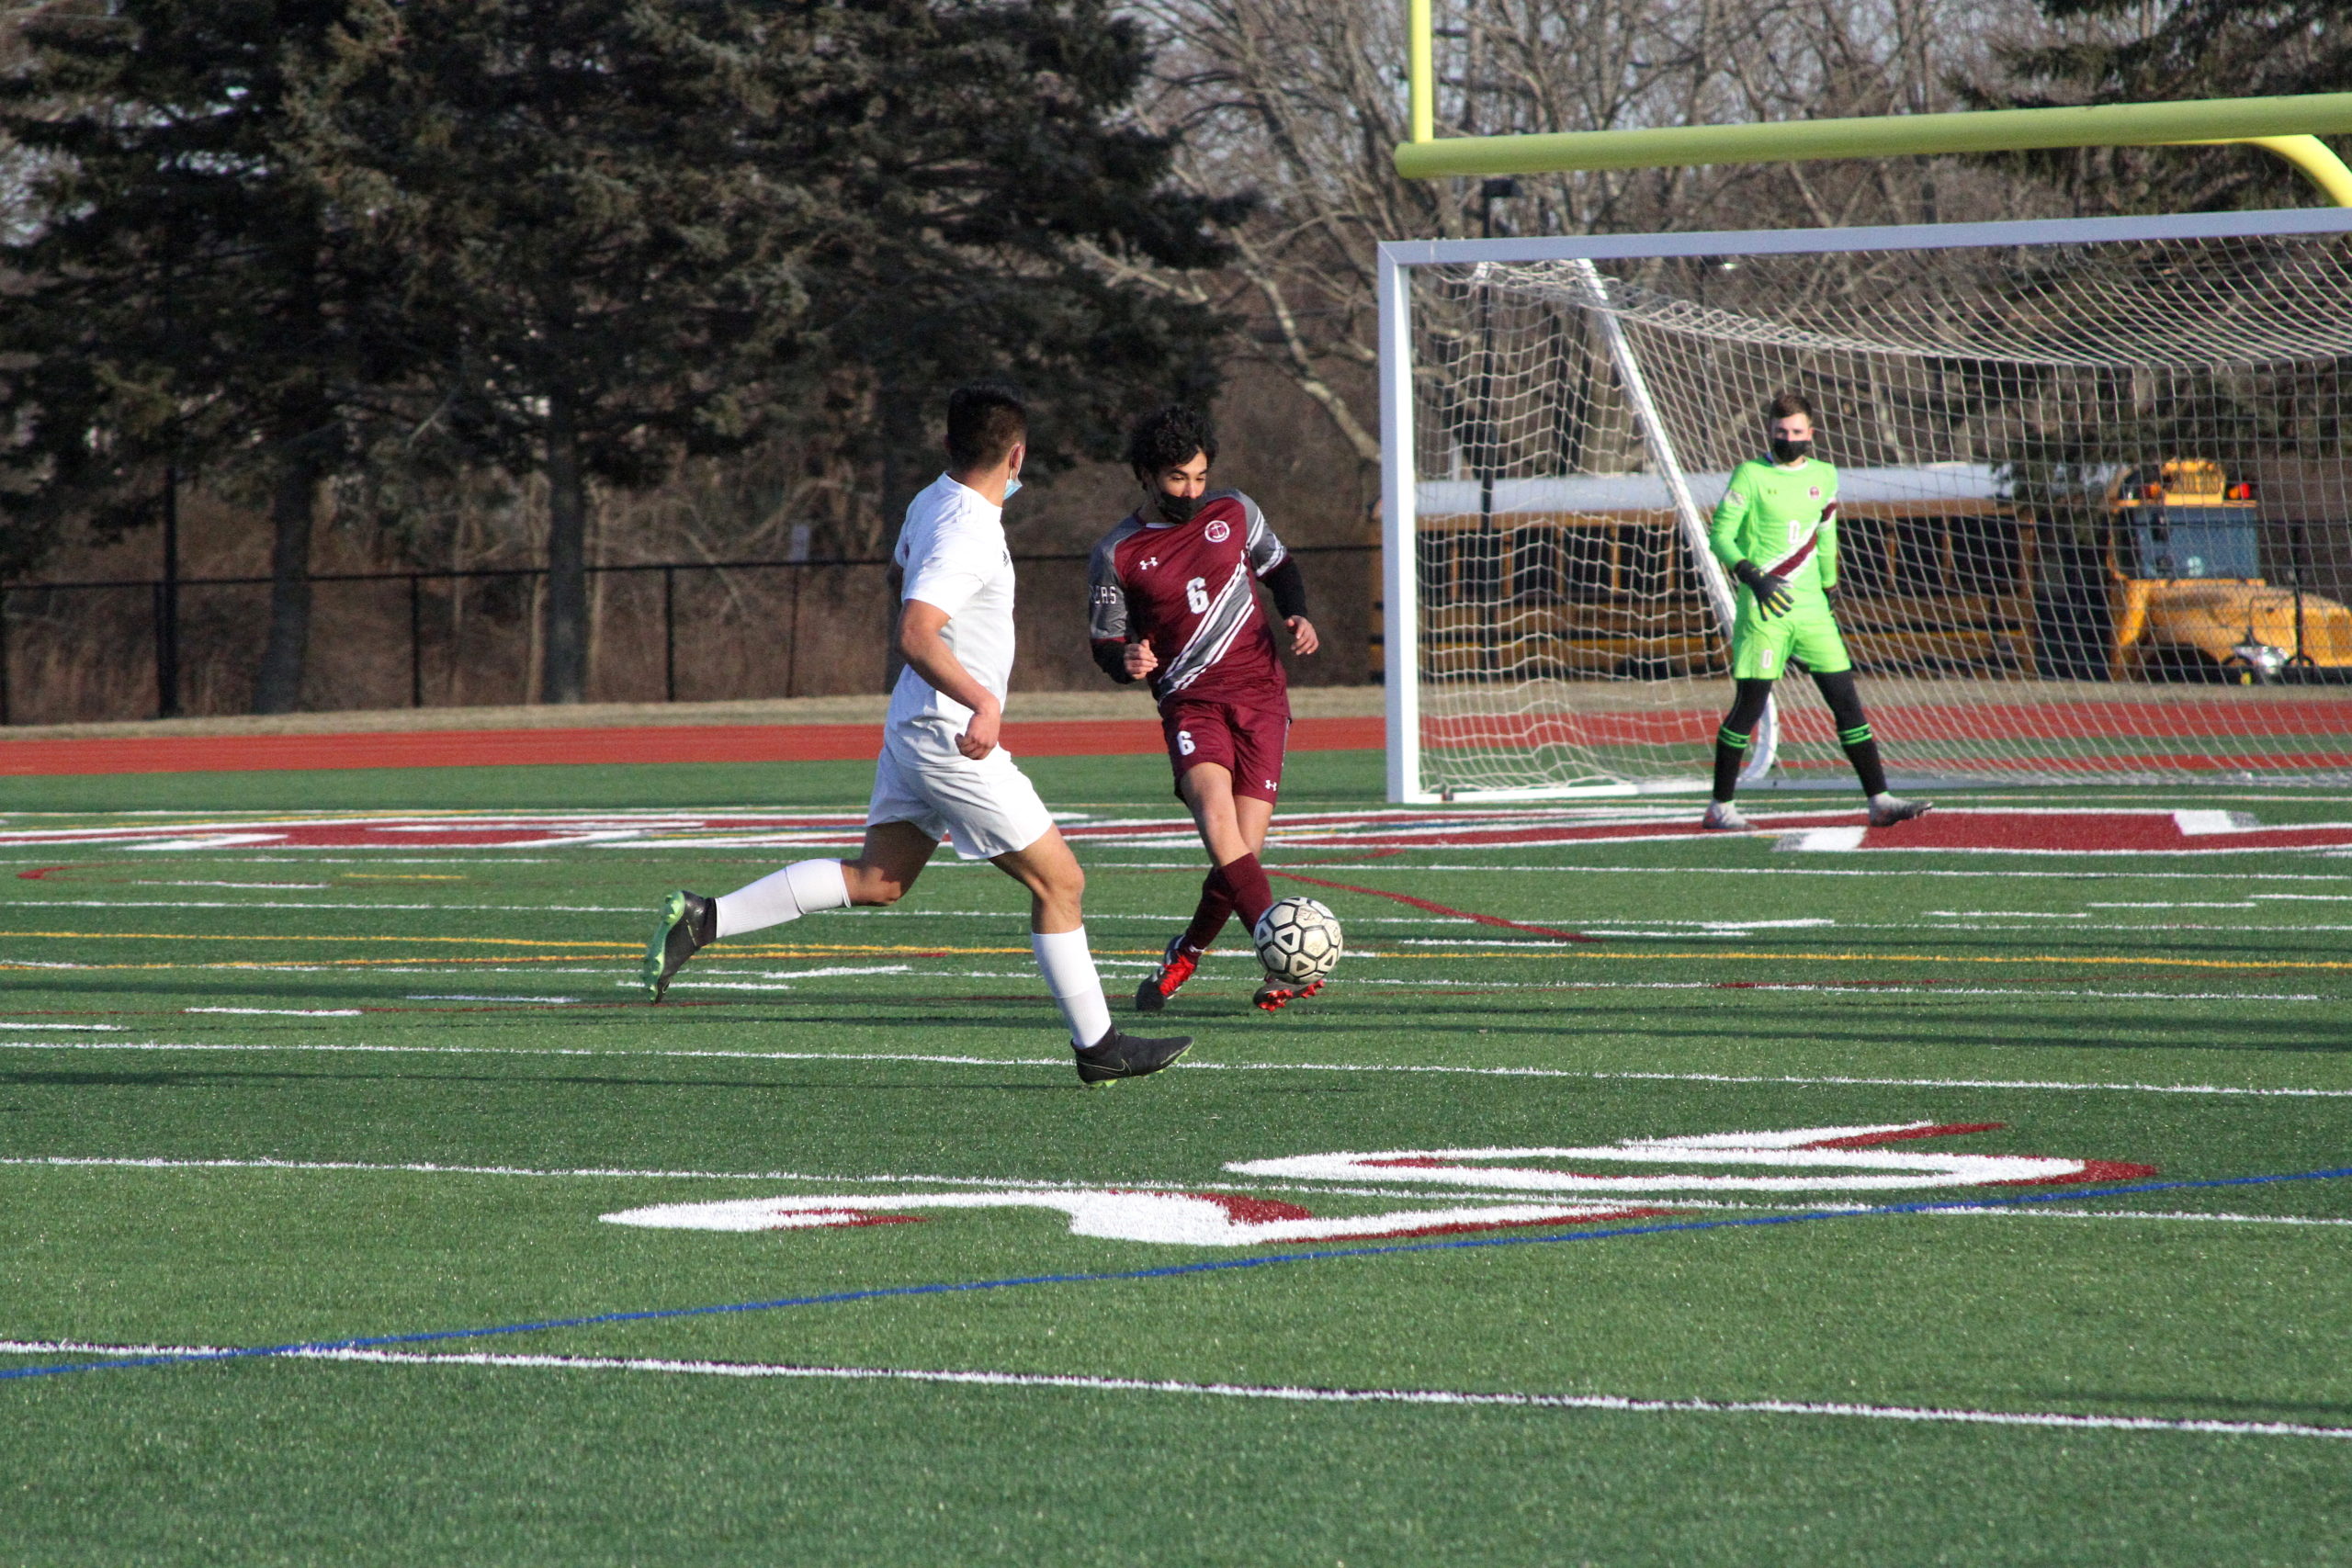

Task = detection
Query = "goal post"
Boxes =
[1378,207,2352,803]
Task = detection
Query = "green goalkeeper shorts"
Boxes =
[1730,590,1852,680]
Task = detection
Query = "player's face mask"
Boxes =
[1156,490,1204,525]
[1770,435,1812,465]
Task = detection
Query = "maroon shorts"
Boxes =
[1160,697,1291,804]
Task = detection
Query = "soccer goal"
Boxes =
[1377,208,2352,802]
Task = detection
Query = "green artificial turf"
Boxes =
[3,753,2349,1564]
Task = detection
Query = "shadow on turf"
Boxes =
[1230,1002,2352,1055]
[0,1066,1371,1098]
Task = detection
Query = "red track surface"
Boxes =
[0,716,1388,777]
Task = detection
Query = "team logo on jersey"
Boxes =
[1808,486,1821,498]
[1204,519,1231,543]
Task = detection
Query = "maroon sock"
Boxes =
[1218,852,1276,933]
[1182,868,1235,952]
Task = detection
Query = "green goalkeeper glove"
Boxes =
[1735,560,1793,620]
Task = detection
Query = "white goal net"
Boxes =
[1376,210,2352,800]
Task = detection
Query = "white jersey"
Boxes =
[886,473,1018,731]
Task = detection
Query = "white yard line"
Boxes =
[0,1339,2342,1441]
[185,1008,364,1017]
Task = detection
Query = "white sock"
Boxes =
[1031,927,1114,1050]
[715,860,850,939]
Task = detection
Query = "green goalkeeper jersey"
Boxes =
[1709,457,1839,593]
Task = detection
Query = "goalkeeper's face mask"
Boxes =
[1768,414,1814,466]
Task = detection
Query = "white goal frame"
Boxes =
[1378,207,2352,804]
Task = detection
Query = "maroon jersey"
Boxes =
[1088,490,1291,709]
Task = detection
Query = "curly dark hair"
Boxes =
[1125,404,1218,479]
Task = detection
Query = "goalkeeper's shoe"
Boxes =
[1135,936,1203,1014]
[644,890,717,1003]
[1701,800,1755,831]
[1253,975,1326,1012]
[1073,1026,1193,1085]
[1868,795,1932,828]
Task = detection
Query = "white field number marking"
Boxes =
[602,1122,2142,1245]
[601,1190,1647,1247]
[1228,1122,2107,1195]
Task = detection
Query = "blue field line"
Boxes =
[6,1164,2349,1386]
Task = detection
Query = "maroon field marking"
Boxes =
[1266,870,1600,944]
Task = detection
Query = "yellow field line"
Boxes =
[0,930,628,948]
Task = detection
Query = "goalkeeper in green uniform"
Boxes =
[1701,391,1929,831]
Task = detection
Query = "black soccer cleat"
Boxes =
[643,890,716,1003]
[1135,935,1202,1014]
[1073,1026,1193,1085]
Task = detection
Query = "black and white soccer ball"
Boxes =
[1252,896,1343,985]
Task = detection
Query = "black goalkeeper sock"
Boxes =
[1713,727,1751,802]
[1839,722,1889,796]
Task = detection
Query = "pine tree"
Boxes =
[293,0,1238,703]
[0,0,406,711]
[1970,0,2352,213]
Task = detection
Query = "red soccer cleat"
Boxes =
[1252,975,1327,1012]
[1136,936,1202,1014]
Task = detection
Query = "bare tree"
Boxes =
[1118,0,2046,479]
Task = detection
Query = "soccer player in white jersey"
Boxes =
[641,386,1192,1085]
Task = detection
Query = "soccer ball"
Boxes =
[1252,897,1343,985]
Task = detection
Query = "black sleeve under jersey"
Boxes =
[1261,556,1309,620]
[1091,639,1136,682]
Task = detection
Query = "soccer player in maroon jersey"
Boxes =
[1089,405,1320,1013]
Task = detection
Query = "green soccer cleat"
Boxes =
[644,890,716,1003]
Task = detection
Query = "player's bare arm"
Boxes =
[898,598,1001,759]
[647,384,1188,1081]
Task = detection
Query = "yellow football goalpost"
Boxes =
[1396,0,2352,205]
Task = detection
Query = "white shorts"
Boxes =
[865,718,1057,862]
